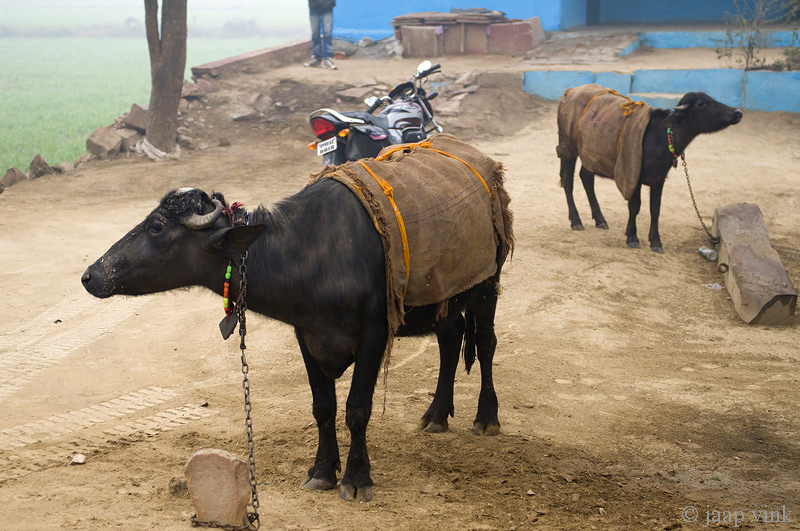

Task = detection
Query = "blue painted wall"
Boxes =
[521,69,800,113]
[598,0,737,23]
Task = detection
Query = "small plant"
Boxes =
[716,0,785,71]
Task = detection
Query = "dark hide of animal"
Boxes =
[557,87,743,252]
[81,182,507,503]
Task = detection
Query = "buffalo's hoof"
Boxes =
[571,224,585,231]
[422,421,448,433]
[473,420,501,436]
[651,246,665,254]
[627,241,640,249]
[340,483,373,502]
[596,221,609,230]
[301,475,337,491]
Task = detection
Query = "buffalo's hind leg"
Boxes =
[339,326,388,503]
[297,331,340,492]
[579,167,608,229]
[560,157,584,230]
[420,311,465,433]
[471,279,501,436]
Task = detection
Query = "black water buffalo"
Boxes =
[81,183,507,502]
[558,87,742,252]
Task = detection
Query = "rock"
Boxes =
[218,138,231,147]
[86,126,123,159]
[117,128,142,152]
[359,37,375,47]
[336,86,376,101]
[73,154,92,168]
[354,76,378,87]
[122,103,149,132]
[195,78,219,94]
[1,166,28,188]
[185,449,250,528]
[243,93,273,113]
[228,106,261,122]
[70,454,86,465]
[181,81,205,99]
[29,154,55,179]
[452,84,480,96]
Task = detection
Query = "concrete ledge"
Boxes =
[632,69,744,107]
[523,68,800,113]
[744,70,800,112]
[191,39,311,78]
[638,30,796,49]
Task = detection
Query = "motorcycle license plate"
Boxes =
[316,137,337,156]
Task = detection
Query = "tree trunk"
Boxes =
[143,0,187,155]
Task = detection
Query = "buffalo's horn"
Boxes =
[181,199,223,229]
[673,104,689,112]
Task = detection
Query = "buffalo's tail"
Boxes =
[462,307,477,374]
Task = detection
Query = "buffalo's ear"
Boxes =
[205,224,266,257]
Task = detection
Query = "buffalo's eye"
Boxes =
[697,100,707,108]
[149,220,164,235]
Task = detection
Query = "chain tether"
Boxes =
[192,210,260,531]
[681,153,720,246]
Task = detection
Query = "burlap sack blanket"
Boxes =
[307,133,513,336]
[556,83,652,200]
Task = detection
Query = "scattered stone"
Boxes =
[86,126,123,159]
[354,76,378,87]
[70,453,86,465]
[526,489,535,496]
[29,154,55,179]
[358,36,375,47]
[185,449,250,528]
[177,133,195,150]
[244,93,273,113]
[117,128,142,152]
[452,84,480,95]
[228,105,260,122]
[73,154,92,168]
[336,86,376,101]
[435,99,462,116]
[454,71,476,86]
[195,78,220,94]
[218,137,231,147]
[2,166,28,189]
[122,103,149,132]
[181,81,205,99]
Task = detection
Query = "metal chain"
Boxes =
[681,153,720,245]
[192,210,260,531]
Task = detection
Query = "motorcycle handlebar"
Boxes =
[416,63,442,79]
[365,98,382,114]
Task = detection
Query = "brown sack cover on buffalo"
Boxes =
[556,83,652,200]
[308,133,513,334]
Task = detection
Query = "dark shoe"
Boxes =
[304,57,322,68]
[322,58,338,70]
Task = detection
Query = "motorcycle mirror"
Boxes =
[364,96,378,107]
[416,60,432,75]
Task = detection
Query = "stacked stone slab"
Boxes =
[392,10,544,57]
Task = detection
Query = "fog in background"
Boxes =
[1,0,308,39]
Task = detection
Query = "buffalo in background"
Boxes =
[557,85,742,252]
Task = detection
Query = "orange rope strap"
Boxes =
[357,160,411,296]
[376,141,491,196]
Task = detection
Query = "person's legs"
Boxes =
[321,9,333,58]
[305,8,322,66]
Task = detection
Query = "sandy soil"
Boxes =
[1,42,799,531]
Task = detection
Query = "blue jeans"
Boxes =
[309,8,333,59]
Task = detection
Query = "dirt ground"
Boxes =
[1,40,799,531]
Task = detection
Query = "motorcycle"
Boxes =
[307,60,443,166]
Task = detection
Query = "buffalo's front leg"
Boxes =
[648,181,665,253]
[340,329,387,502]
[472,282,501,436]
[297,333,340,491]
[420,312,464,432]
[625,183,643,248]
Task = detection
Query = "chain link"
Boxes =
[192,210,260,531]
[681,153,720,245]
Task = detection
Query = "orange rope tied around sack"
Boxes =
[376,141,492,196]
[621,99,646,116]
[358,160,411,296]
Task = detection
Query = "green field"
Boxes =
[0,35,296,174]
